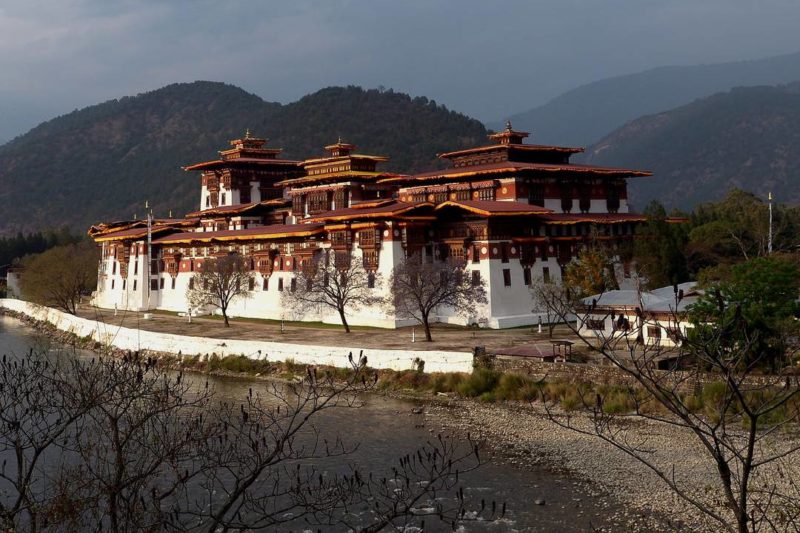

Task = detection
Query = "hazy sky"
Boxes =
[1,0,799,141]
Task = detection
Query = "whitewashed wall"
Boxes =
[0,299,474,373]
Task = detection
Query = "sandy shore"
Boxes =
[423,398,800,531]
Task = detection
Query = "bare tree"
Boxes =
[19,242,98,314]
[387,254,487,342]
[530,279,571,338]
[0,348,500,531]
[0,351,98,530]
[537,279,800,532]
[187,254,253,327]
[283,250,380,333]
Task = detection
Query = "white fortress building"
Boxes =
[89,125,653,328]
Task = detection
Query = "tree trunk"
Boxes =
[221,304,230,327]
[338,307,350,333]
[422,311,433,342]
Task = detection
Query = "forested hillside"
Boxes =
[0,82,486,235]
[586,83,800,210]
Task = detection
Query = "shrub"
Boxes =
[602,390,635,414]
[495,373,533,401]
[457,368,501,398]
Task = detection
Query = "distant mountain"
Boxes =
[500,51,800,147]
[0,82,487,235]
[585,83,800,210]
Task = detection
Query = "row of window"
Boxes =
[500,266,551,287]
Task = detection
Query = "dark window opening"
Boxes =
[503,268,511,287]
[523,267,532,286]
[471,270,481,287]
[542,267,550,283]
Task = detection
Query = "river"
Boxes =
[0,315,621,532]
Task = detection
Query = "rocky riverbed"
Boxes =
[423,398,800,531]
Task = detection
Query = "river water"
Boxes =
[0,315,620,532]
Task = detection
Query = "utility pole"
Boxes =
[768,192,773,255]
[146,200,153,310]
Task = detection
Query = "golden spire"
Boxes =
[245,128,251,139]
[505,120,513,132]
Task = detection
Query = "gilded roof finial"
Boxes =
[245,128,251,139]
[337,135,343,144]
[505,120,513,132]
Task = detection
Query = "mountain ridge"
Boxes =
[585,82,800,210]
[500,51,800,147]
[0,81,487,235]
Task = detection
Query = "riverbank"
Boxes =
[6,302,800,531]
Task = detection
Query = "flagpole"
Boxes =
[768,192,773,255]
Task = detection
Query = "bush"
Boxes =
[495,373,537,401]
[602,390,635,414]
[429,372,466,394]
[457,368,501,398]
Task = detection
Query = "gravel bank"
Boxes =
[424,399,800,531]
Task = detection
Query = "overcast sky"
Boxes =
[1,0,799,141]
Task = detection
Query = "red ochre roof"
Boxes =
[183,157,301,171]
[306,201,433,222]
[435,200,552,217]
[381,161,651,185]
[89,218,198,240]
[276,171,405,187]
[438,143,584,159]
[538,213,648,225]
[93,225,177,242]
[153,223,326,245]
[185,199,290,219]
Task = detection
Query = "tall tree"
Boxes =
[633,200,689,288]
[690,255,800,370]
[19,242,98,314]
[186,254,253,327]
[562,246,618,298]
[687,189,799,273]
[283,251,380,333]
[387,254,487,342]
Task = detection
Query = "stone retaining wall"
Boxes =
[0,299,474,373]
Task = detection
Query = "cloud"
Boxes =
[0,0,799,141]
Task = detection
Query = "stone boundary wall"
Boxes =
[494,356,641,386]
[494,355,784,390]
[0,299,474,374]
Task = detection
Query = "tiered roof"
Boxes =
[153,223,326,245]
[306,200,434,223]
[276,140,403,188]
[183,131,300,172]
[434,200,552,217]
[184,198,290,219]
